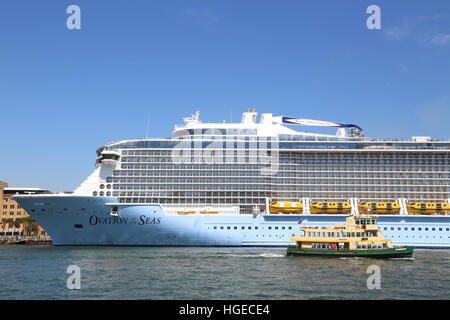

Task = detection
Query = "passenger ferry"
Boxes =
[286,215,414,258]
[13,109,450,247]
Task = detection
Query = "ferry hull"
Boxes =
[13,195,450,247]
[286,246,414,258]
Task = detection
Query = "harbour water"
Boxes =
[0,246,449,300]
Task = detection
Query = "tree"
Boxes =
[19,217,39,235]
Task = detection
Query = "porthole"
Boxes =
[100,184,105,189]
[93,191,98,196]
[107,184,111,189]
[100,191,104,196]
[106,191,111,196]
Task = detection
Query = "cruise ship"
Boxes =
[14,109,450,247]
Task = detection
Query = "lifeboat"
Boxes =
[310,201,351,214]
[358,202,400,214]
[177,211,196,215]
[407,202,450,214]
[199,211,219,214]
[269,201,303,214]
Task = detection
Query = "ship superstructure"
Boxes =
[14,109,450,247]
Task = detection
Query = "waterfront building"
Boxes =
[0,181,50,236]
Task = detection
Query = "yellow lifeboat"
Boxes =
[310,201,351,214]
[199,211,219,214]
[358,202,400,214]
[269,201,303,214]
[407,202,450,214]
[177,211,196,215]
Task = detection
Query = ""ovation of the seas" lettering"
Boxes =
[89,215,161,226]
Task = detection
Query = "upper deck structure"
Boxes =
[72,109,448,214]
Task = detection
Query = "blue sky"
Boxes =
[0,0,449,192]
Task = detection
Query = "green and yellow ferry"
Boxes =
[287,215,413,258]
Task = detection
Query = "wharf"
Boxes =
[0,235,52,245]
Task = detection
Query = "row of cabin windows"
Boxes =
[357,243,388,249]
[307,231,376,237]
[355,219,376,225]
[212,226,293,231]
[310,243,388,249]
[384,227,450,232]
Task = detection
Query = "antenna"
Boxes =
[145,117,150,139]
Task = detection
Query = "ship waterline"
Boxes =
[14,109,450,247]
